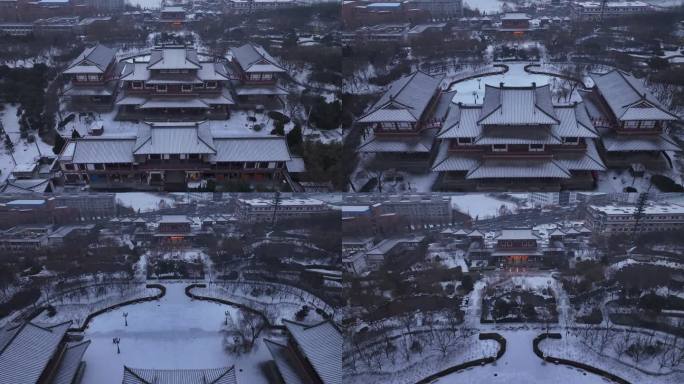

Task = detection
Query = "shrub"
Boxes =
[267,111,291,124]
[295,305,310,321]
[651,174,684,192]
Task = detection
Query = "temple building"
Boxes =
[580,70,681,170]
[264,320,342,384]
[116,46,234,120]
[0,320,90,384]
[228,43,288,106]
[356,71,454,172]
[122,366,237,384]
[62,44,119,111]
[58,121,292,190]
[461,227,576,268]
[432,83,606,191]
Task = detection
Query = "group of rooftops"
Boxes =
[0,316,342,384]
[356,67,681,186]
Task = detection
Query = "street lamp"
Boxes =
[123,312,128,327]
[225,310,230,326]
[114,337,121,354]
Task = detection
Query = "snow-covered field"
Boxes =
[449,63,581,105]
[435,330,609,384]
[464,0,509,13]
[0,104,53,183]
[194,282,328,325]
[116,193,176,212]
[540,331,684,384]
[81,283,270,384]
[126,0,161,9]
[34,284,157,328]
[450,194,519,219]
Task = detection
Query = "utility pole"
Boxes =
[599,0,608,24]
[271,191,281,229]
[631,192,649,245]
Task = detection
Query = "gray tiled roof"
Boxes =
[64,44,116,74]
[231,43,285,73]
[551,103,598,138]
[431,141,480,171]
[122,366,237,384]
[437,104,482,138]
[133,123,216,155]
[477,125,560,145]
[555,140,606,171]
[70,138,137,164]
[147,47,201,70]
[358,128,437,153]
[51,340,90,384]
[283,320,342,384]
[0,178,51,193]
[590,70,679,121]
[478,84,559,126]
[601,133,681,152]
[358,71,443,124]
[264,339,310,384]
[211,137,291,162]
[0,321,71,384]
[466,159,571,179]
[494,228,539,240]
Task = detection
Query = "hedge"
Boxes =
[533,333,631,384]
[67,284,166,332]
[414,332,506,384]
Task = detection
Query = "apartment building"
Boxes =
[571,1,653,21]
[235,197,332,223]
[586,203,684,233]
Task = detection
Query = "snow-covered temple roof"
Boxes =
[0,321,74,384]
[231,43,286,74]
[589,70,679,122]
[64,44,116,75]
[478,84,559,126]
[358,71,443,124]
[122,366,237,384]
[282,320,342,384]
[64,122,291,164]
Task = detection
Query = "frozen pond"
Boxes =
[126,0,161,9]
[81,283,271,384]
[464,0,511,13]
[435,331,612,384]
[449,63,581,105]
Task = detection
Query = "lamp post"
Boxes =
[114,337,121,354]
[225,310,230,326]
[123,312,128,327]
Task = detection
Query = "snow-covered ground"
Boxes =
[115,193,176,212]
[34,284,156,328]
[194,282,329,325]
[126,0,161,9]
[540,331,684,384]
[0,103,53,183]
[81,283,270,384]
[450,194,519,219]
[449,63,582,105]
[464,0,510,13]
[435,330,609,384]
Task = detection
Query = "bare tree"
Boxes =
[432,328,457,358]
